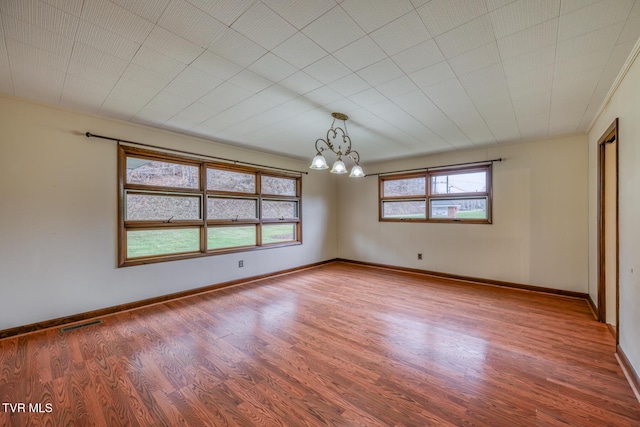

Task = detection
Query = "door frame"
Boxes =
[596,118,619,344]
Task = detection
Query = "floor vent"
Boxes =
[60,319,103,333]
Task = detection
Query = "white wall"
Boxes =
[0,95,338,330]
[589,43,640,377]
[337,135,589,293]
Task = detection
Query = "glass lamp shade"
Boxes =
[349,165,364,178]
[330,159,347,174]
[310,154,329,170]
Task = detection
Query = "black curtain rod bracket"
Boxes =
[85,132,308,176]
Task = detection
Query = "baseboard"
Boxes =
[335,258,589,300]
[587,295,599,320]
[0,259,335,340]
[617,345,640,403]
[607,323,617,340]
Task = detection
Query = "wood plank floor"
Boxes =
[1,261,639,426]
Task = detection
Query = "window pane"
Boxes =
[207,169,256,193]
[382,200,426,219]
[208,226,256,249]
[430,198,488,219]
[262,200,298,219]
[127,228,200,258]
[383,177,426,197]
[262,224,296,244]
[431,171,486,194]
[261,176,296,196]
[126,193,201,221]
[207,197,257,220]
[126,157,199,189]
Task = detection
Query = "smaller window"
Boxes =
[262,224,296,244]
[379,165,492,223]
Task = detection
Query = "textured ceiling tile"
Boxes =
[5,38,68,72]
[459,63,510,104]
[391,40,445,74]
[507,64,554,97]
[1,0,79,39]
[143,26,204,64]
[348,88,386,108]
[67,60,121,86]
[272,32,327,69]
[341,0,414,32]
[71,42,128,75]
[81,0,154,43]
[75,20,140,60]
[61,74,113,107]
[135,91,194,123]
[199,81,254,108]
[448,42,500,76]
[42,0,84,16]
[434,15,496,58]
[303,86,343,105]
[328,74,370,97]
[558,0,634,41]
[554,48,610,81]
[165,102,217,130]
[185,0,254,26]
[617,12,640,44]
[190,50,242,80]
[122,63,174,89]
[110,0,171,22]
[559,0,599,15]
[228,69,273,92]
[555,23,623,63]
[231,2,297,50]
[418,0,488,37]
[333,36,387,71]
[409,61,456,90]
[1,13,73,57]
[302,6,365,52]
[158,0,227,47]
[303,55,351,84]
[376,76,419,99]
[164,66,224,99]
[131,46,187,77]
[248,53,298,82]
[497,18,558,60]
[356,58,404,86]
[486,0,517,11]
[10,57,65,103]
[489,0,559,39]
[410,0,429,8]
[370,11,431,56]
[279,71,323,94]
[259,84,298,103]
[208,27,267,67]
[262,0,336,29]
[502,44,555,77]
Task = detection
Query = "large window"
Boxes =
[379,165,491,223]
[119,146,301,266]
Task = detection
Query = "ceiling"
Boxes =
[1,0,639,163]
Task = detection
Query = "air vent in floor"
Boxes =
[59,319,103,333]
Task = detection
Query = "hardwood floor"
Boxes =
[1,261,639,426]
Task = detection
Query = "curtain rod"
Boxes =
[366,158,503,177]
[85,132,308,176]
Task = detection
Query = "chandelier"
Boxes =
[309,112,364,177]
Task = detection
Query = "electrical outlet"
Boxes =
[239,260,244,268]
[417,253,422,260]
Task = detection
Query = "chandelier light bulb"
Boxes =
[310,154,328,169]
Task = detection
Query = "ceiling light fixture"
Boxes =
[310,112,364,177]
